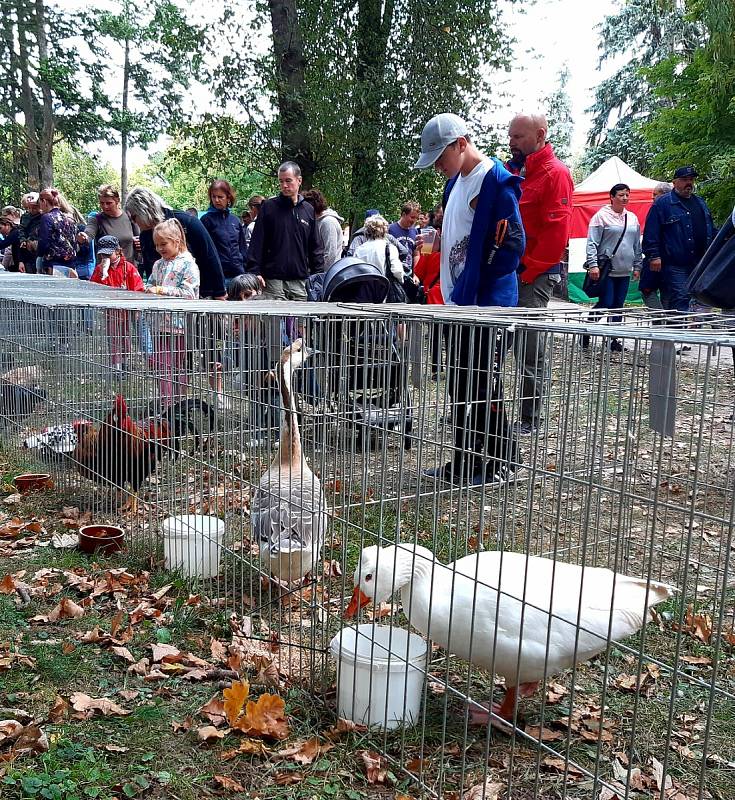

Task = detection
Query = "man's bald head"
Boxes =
[508,113,548,161]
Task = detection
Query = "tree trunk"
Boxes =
[17,1,40,189]
[348,0,394,221]
[34,0,54,187]
[121,35,130,201]
[268,0,316,186]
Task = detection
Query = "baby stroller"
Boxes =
[306,257,414,450]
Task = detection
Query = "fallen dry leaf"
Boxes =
[546,682,569,703]
[525,724,564,742]
[359,749,388,784]
[465,779,503,800]
[150,643,182,663]
[234,693,289,740]
[213,774,245,791]
[275,737,334,765]
[48,597,85,622]
[111,647,135,664]
[103,744,129,753]
[48,695,68,723]
[3,724,49,758]
[0,574,16,594]
[69,693,130,718]
[118,690,139,702]
[197,725,226,742]
[200,696,228,726]
[673,604,713,644]
[651,756,672,792]
[128,658,149,676]
[274,771,304,785]
[223,680,250,726]
[323,559,342,578]
[680,655,712,665]
[325,718,367,739]
[221,739,270,760]
[210,639,228,664]
[541,756,585,779]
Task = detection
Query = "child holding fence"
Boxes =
[145,219,200,401]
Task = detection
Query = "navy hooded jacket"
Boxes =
[140,209,226,297]
[201,206,247,280]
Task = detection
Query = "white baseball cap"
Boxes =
[414,113,469,169]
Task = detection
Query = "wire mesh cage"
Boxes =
[1,273,734,799]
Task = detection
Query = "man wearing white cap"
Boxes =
[415,112,525,487]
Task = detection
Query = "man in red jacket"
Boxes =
[507,113,574,435]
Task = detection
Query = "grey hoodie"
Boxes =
[318,208,345,271]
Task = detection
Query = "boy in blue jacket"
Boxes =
[414,113,525,486]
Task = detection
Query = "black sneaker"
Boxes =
[468,464,524,487]
[513,419,540,436]
[422,463,457,483]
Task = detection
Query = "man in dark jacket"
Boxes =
[246,162,324,300]
[642,166,715,313]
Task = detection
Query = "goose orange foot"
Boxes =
[468,681,540,728]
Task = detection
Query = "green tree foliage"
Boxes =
[582,0,697,175]
[643,0,735,221]
[131,120,273,213]
[210,0,514,223]
[0,0,106,187]
[87,0,206,199]
[544,66,573,163]
[53,143,119,215]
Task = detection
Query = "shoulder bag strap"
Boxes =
[610,213,628,257]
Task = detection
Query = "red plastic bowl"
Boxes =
[79,524,125,555]
[14,473,53,493]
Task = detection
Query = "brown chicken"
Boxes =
[24,395,214,510]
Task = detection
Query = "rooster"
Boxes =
[24,395,215,511]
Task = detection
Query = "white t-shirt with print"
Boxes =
[440,158,493,305]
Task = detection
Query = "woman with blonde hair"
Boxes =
[145,218,200,400]
[354,214,404,282]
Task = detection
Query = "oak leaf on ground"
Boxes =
[223,680,250,726]
[234,694,289,740]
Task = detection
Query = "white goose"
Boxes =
[345,543,673,723]
[252,339,327,583]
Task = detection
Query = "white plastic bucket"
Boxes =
[161,515,225,580]
[329,624,427,729]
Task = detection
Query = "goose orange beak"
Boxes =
[344,587,372,618]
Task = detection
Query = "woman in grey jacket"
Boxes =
[584,183,642,351]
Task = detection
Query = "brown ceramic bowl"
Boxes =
[14,473,54,493]
[79,524,125,555]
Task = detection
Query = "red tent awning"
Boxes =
[570,188,653,239]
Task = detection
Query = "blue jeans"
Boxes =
[659,263,692,313]
[593,275,630,323]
